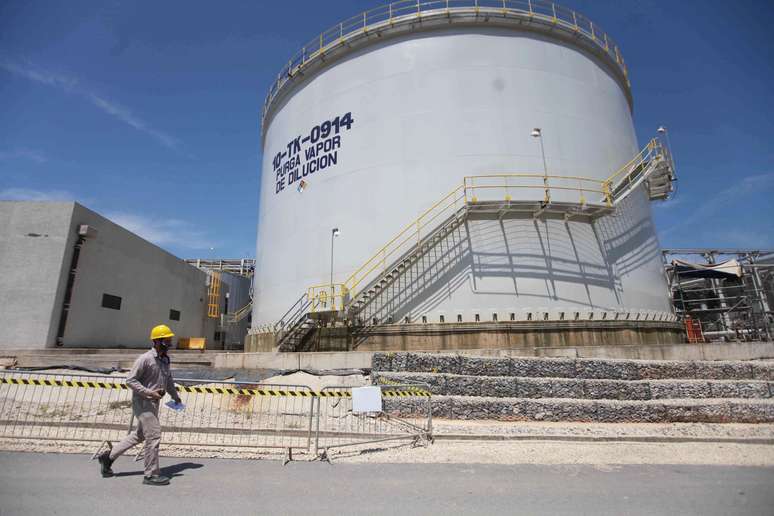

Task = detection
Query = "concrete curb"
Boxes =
[431,434,774,445]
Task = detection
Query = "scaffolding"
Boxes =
[663,249,774,342]
[185,258,255,278]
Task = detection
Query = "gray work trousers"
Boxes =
[110,398,161,477]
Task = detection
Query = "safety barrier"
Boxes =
[307,283,349,313]
[314,383,433,456]
[0,371,432,459]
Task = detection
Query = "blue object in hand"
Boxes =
[165,400,185,411]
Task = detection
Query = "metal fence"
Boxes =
[0,370,431,459]
[314,384,432,456]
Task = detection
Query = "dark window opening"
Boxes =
[101,293,122,310]
[169,309,181,321]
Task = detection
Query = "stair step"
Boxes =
[375,372,773,400]
[372,352,774,381]
[384,395,774,423]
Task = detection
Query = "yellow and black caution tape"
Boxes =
[0,377,431,397]
[0,377,128,389]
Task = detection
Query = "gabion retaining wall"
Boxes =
[383,395,774,423]
[372,352,774,381]
[375,372,773,401]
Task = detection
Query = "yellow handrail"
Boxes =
[342,172,614,298]
[603,138,658,185]
[466,173,605,183]
[308,283,349,313]
[262,0,629,126]
[343,184,466,293]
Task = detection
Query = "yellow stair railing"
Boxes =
[308,283,349,313]
[343,184,467,295]
[601,138,673,204]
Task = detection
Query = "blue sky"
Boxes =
[2,0,773,258]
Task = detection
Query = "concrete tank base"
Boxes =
[246,321,684,353]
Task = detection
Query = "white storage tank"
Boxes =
[252,1,677,347]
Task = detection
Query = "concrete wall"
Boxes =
[246,320,683,354]
[0,201,214,349]
[62,203,211,348]
[217,341,774,371]
[0,202,76,349]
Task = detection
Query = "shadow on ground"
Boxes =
[112,461,203,478]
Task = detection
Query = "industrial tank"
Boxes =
[252,1,677,346]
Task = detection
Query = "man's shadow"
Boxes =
[113,462,204,478]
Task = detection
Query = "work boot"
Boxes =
[142,475,170,486]
[98,451,114,478]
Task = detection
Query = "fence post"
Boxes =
[307,396,315,453]
[313,396,322,456]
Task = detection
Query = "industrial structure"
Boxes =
[0,201,251,350]
[185,259,254,350]
[662,249,774,343]
[250,1,680,352]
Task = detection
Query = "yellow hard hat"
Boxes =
[150,324,175,340]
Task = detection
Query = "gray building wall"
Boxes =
[0,201,213,349]
[0,202,75,349]
[219,271,252,349]
[63,203,211,348]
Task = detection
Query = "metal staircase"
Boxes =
[276,313,318,351]
[607,138,675,205]
[350,206,469,323]
[222,301,253,325]
[270,135,676,351]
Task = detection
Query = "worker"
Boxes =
[98,324,182,486]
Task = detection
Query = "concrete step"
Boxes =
[0,348,219,356]
[376,372,773,400]
[372,352,774,381]
[9,352,214,369]
[384,396,774,423]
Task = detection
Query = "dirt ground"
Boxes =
[2,436,773,468]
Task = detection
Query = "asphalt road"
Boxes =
[0,452,772,515]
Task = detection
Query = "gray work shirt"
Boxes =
[126,348,180,403]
